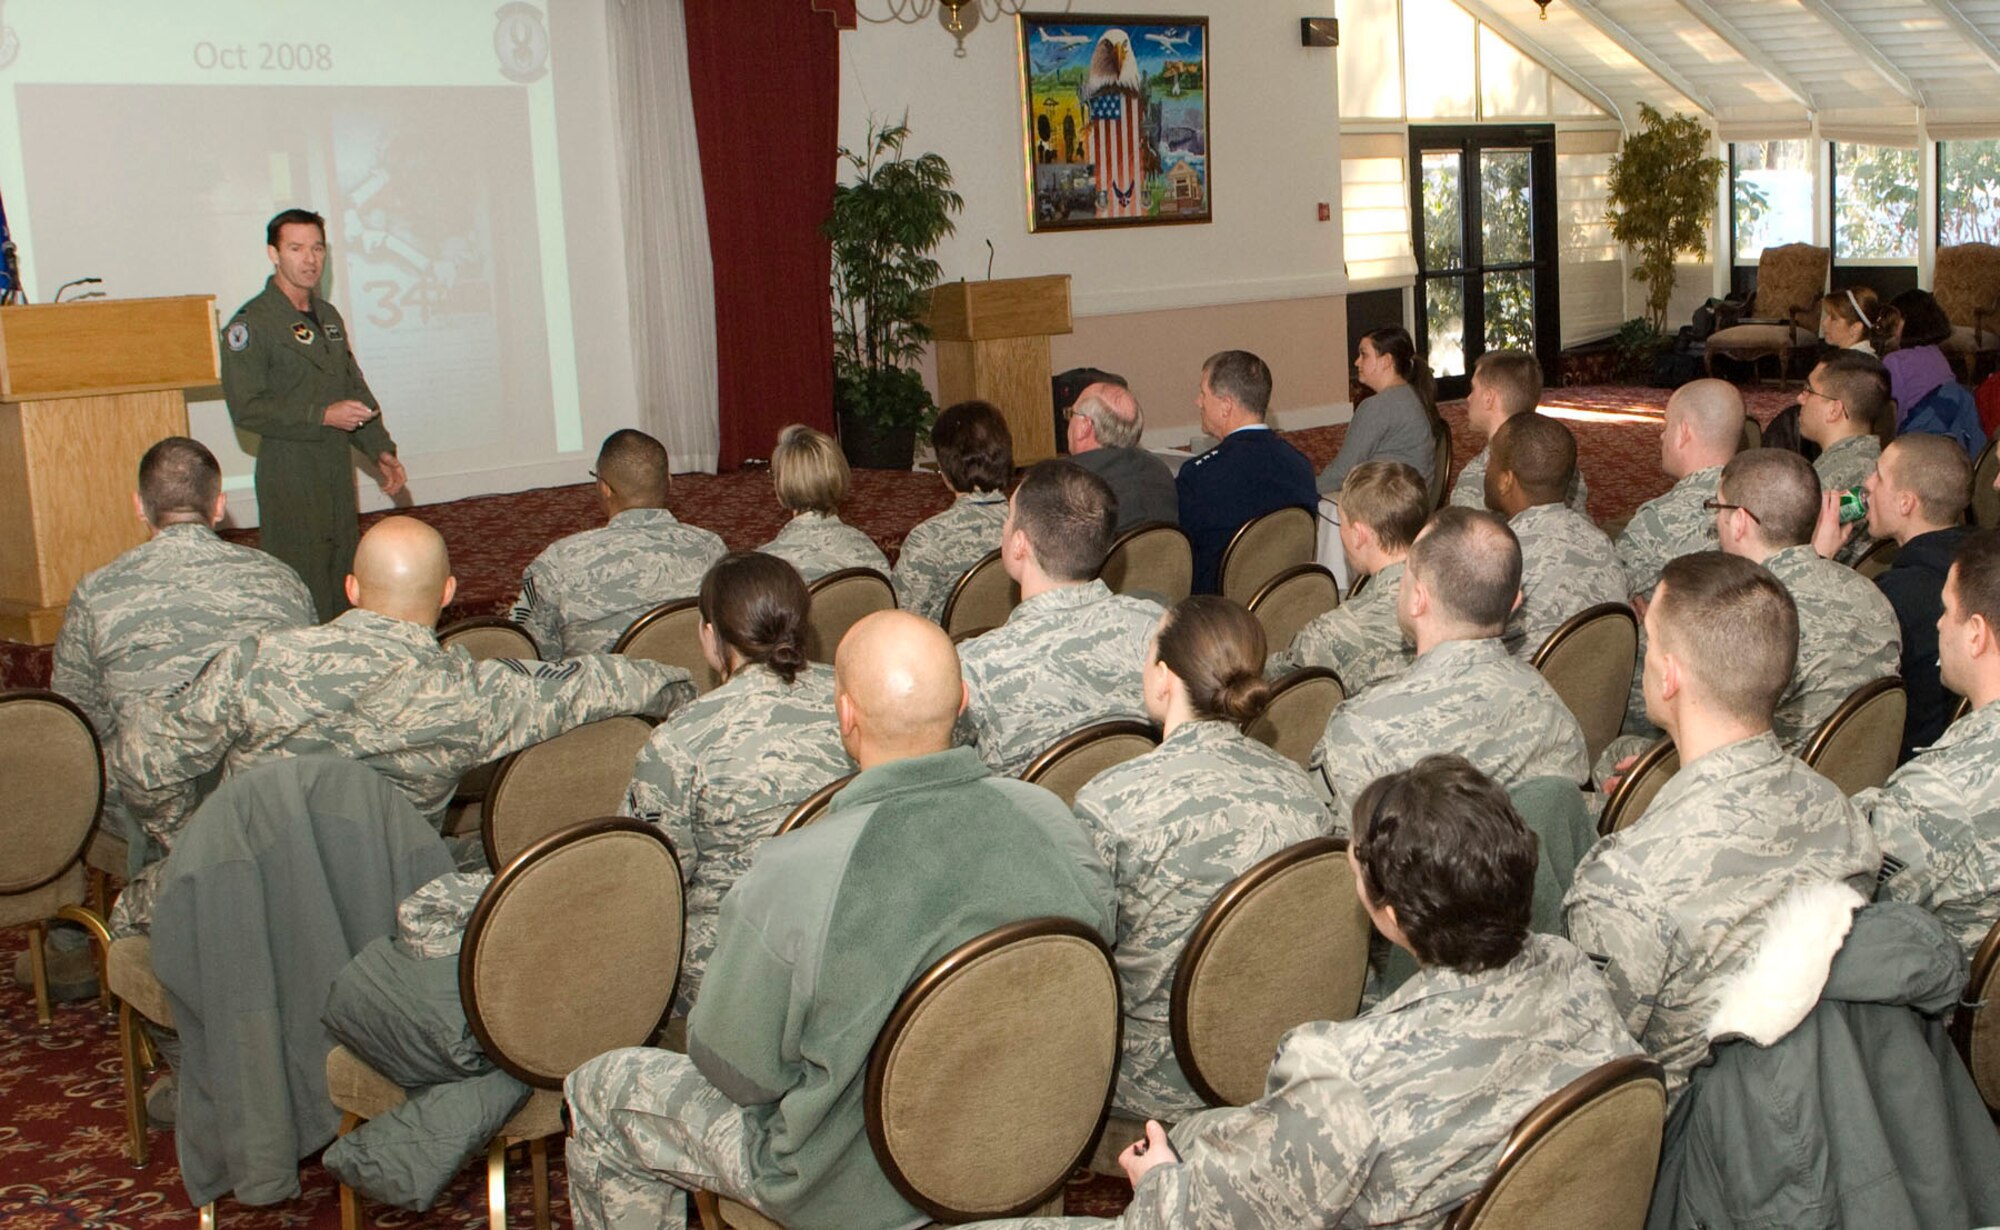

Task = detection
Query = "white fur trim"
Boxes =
[1705,881,1866,1046]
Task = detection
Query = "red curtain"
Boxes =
[684,0,849,469]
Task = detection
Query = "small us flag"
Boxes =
[1087,94,1125,121]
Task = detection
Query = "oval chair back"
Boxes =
[0,689,102,898]
[865,916,1119,1223]
[1428,423,1454,511]
[1445,1055,1667,1230]
[1972,436,1999,527]
[1246,564,1340,657]
[1529,603,1639,769]
[463,819,684,1088]
[613,598,718,694]
[482,716,656,869]
[774,773,855,837]
[438,616,539,662]
[1799,677,1907,797]
[1170,836,1369,1107]
[941,550,1019,640]
[1218,506,1315,606]
[1020,720,1160,808]
[1099,521,1194,606]
[1953,916,2000,1113]
[805,568,896,664]
[1597,737,1680,836]
[1245,668,1345,773]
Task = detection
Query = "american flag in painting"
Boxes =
[1086,89,1145,218]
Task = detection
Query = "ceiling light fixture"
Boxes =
[860,0,1038,58]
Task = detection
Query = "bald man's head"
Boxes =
[347,516,456,626]
[1075,381,1144,449]
[834,610,966,764]
[1664,379,1746,467]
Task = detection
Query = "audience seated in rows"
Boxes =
[957,460,1162,776]
[1310,506,1588,822]
[563,610,1114,1230]
[1317,326,1441,496]
[891,399,1013,622]
[1078,595,1331,1122]
[1065,381,1179,532]
[507,429,724,659]
[107,516,692,937]
[1451,348,1588,514]
[1857,528,2000,962]
[1175,350,1317,595]
[1267,460,1422,690]
[755,424,891,581]
[1839,432,1972,759]
[1565,551,1880,1103]
[979,755,1641,1230]
[621,551,854,1017]
[1484,412,1624,657]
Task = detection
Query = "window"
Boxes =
[1342,133,1418,284]
[1832,142,1917,262]
[1732,141,1814,263]
[1940,139,2000,246]
[1402,0,1476,120]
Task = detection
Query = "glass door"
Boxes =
[1410,126,1559,399]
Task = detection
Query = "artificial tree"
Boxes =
[1606,104,1723,337]
[825,119,963,468]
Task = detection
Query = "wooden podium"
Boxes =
[927,275,1072,465]
[0,296,219,643]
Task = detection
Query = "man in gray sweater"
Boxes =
[1066,381,1180,532]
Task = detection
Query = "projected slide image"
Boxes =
[15,81,554,462]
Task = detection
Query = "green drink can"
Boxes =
[1838,485,1868,525]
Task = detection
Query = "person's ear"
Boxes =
[1659,649,1683,703]
[211,491,229,527]
[131,491,148,528]
[958,679,971,718]
[344,574,361,608]
[1969,613,1995,660]
[836,690,860,740]
[1510,588,1523,615]
[441,574,458,610]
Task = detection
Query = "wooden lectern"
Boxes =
[0,296,219,643]
[927,275,1072,465]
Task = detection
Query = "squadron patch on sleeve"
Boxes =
[292,322,315,345]
[225,321,250,352]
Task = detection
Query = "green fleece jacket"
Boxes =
[686,746,1115,1230]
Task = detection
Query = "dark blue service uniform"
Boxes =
[1175,426,1318,594]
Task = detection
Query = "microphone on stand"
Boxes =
[985,239,995,280]
[53,276,101,302]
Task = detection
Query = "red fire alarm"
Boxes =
[1318,202,1331,222]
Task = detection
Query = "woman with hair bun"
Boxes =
[1074,594,1333,1121]
[623,551,853,1017]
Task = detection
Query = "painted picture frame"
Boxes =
[1019,13,1210,231]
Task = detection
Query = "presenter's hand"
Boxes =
[376,453,407,497]
[1119,1121,1178,1189]
[322,400,377,431]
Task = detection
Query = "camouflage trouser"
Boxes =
[563,1047,761,1230]
[108,863,164,940]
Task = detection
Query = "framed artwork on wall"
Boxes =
[1019,13,1210,231]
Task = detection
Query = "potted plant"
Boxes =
[1606,104,1723,338]
[826,119,963,469]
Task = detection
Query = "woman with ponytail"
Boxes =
[1318,325,1444,495]
[624,551,854,1016]
[1075,594,1333,1121]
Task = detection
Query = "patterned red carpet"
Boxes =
[0,383,1799,1226]
[0,384,1794,693]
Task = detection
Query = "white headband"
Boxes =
[1845,288,1872,328]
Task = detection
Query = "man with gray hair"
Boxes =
[1310,507,1588,821]
[1175,350,1317,594]
[1066,380,1179,532]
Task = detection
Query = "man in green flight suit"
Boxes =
[220,208,407,620]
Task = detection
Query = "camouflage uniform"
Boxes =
[1855,699,2000,961]
[890,491,1009,623]
[396,871,490,959]
[1451,445,1590,516]
[1267,560,1414,693]
[1074,720,1332,1120]
[978,934,1641,1230]
[1814,433,1881,568]
[1564,732,1880,1100]
[1311,638,1589,824]
[1507,502,1627,658]
[957,581,1163,776]
[51,523,317,858]
[756,512,890,583]
[508,507,726,659]
[623,663,853,1015]
[1616,465,1722,602]
[109,608,691,934]
[1762,544,1901,753]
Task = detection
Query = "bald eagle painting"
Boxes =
[1021,16,1208,231]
